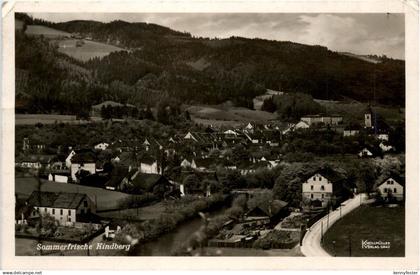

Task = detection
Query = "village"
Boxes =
[14,100,405,256]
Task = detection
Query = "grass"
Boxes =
[56,39,125,62]
[15,114,103,125]
[322,205,405,257]
[15,177,133,211]
[25,25,71,38]
[186,104,276,127]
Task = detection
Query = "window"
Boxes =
[310,185,314,190]
[319,177,322,181]
[68,217,72,222]
[60,209,63,215]
[313,177,316,181]
[384,188,387,192]
[394,188,397,193]
[52,209,55,214]
[44,208,47,212]
[68,210,71,215]
[321,185,325,191]
[310,194,314,199]
[321,194,324,198]
[367,115,370,119]
[83,201,88,207]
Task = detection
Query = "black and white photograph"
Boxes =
[10,10,409,259]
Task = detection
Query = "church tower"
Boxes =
[364,105,373,129]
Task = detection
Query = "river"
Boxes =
[131,209,225,256]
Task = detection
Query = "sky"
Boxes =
[29,13,405,59]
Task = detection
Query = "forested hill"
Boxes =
[15,14,405,115]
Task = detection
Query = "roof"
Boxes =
[380,174,406,187]
[307,167,346,184]
[71,151,97,163]
[92,101,136,109]
[131,173,169,192]
[27,191,88,209]
[105,166,130,188]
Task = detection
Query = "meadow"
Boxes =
[322,205,405,257]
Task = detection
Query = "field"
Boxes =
[15,114,103,125]
[15,177,133,211]
[322,205,405,257]
[24,24,125,61]
[56,39,125,61]
[25,25,71,38]
[186,104,277,127]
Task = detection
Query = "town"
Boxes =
[15,99,405,256]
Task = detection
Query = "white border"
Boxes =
[1,0,419,270]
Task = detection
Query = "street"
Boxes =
[300,193,367,257]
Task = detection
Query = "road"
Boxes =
[301,193,367,257]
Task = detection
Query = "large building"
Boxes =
[25,191,96,226]
[300,115,343,126]
[302,172,334,208]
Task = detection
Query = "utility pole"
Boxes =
[348,233,352,256]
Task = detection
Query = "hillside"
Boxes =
[15,13,405,116]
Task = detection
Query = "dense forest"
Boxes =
[15,13,405,115]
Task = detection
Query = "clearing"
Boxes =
[322,204,404,257]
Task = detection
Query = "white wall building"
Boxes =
[302,173,333,208]
[376,177,404,201]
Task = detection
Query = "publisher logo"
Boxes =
[361,240,391,249]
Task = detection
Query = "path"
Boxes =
[301,193,367,257]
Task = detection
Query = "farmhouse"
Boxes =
[139,155,161,174]
[25,191,96,226]
[301,114,343,126]
[70,150,97,182]
[302,173,333,208]
[376,176,405,201]
[94,143,109,150]
[358,148,374,158]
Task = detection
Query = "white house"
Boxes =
[94,143,109,150]
[26,191,96,226]
[184,132,198,142]
[104,223,122,239]
[140,158,160,174]
[48,173,69,183]
[180,158,197,169]
[377,133,389,141]
[70,152,97,182]
[376,177,404,201]
[302,173,333,208]
[65,150,76,168]
[379,142,394,152]
[343,129,360,137]
[358,148,373,158]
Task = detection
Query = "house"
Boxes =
[379,142,394,152]
[94,143,109,151]
[105,166,135,191]
[70,150,97,182]
[282,121,310,134]
[302,173,333,207]
[121,173,172,197]
[180,158,197,169]
[301,115,343,126]
[104,222,122,240]
[139,155,160,174]
[15,154,54,169]
[364,106,374,129]
[48,173,69,183]
[25,191,96,226]
[358,148,374,158]
[376,176,405,201]
[377,133,389,141]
